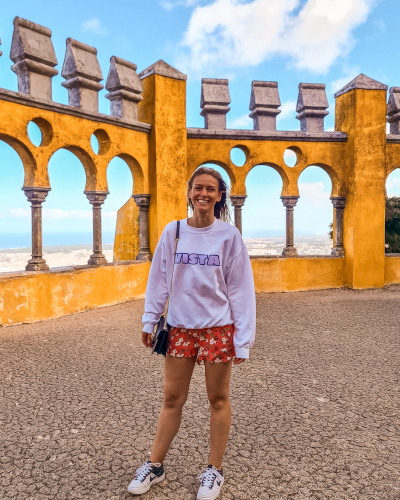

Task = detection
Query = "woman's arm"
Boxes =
[225,246,256,359]
[142,232,169,335]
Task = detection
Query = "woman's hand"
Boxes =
[233,358,246,365]
[142,331,153,348]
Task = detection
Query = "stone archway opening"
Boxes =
[243,165,284,256]
[296,166,333,255]
[0,140,31,271]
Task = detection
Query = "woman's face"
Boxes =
[189,174,222,215]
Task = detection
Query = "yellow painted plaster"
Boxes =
[251,257,345,293]
[0,262,150,326]
[384,256,400,285]
[113,197,140,261]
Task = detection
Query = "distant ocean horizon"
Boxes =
[0,229,329,251]
[0,233,333,273]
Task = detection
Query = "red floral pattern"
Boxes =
[167,324,235,365]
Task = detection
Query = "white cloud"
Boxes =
[277,99,297,122]
[178,0,376,74]
[299,181,330,206]
[160,0,201,9]
[8,208,30,218]
[387,176,400,189]
[81,18,108,36]
[230,114,252,129]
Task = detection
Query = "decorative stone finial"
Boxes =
[105,56,143,122]
[249,81,281,131]
[296,83,329,133]
[387,87,400,134]
[10,17,58,100]
[200,79,231,130]
[138,59,187,81]
[334,73,388,98]
[61,38,104,113]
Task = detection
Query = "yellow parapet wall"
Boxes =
[251,257,345,293]
[384,256,400,285]
[0,262,150,326]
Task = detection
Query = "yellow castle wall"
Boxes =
[0,262,150,326]
[1,71,400,327]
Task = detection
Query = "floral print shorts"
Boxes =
[167,324,236,365]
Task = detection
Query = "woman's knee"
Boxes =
[208,393,229,411]
[163,391,187,410]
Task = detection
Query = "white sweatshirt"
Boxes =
[142,218,256,358]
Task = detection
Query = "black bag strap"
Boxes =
[164,221,180,318]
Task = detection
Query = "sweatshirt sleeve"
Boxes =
[225,245,256,358]
[142,231,168,334]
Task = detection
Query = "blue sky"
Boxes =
[1,0,400,247]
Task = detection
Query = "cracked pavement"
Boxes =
[1,286,400,499]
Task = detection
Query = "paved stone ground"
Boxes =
[1,287,400,500]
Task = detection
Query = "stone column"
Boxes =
[331,197,346,257]
[23,187,50,271]
[230,195,246,235]
[132,194,152,261]
[85,191,108,265]
[281,196,299,257]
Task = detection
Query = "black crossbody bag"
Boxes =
[151,221,180,356]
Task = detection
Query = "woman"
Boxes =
[127,167,256,499]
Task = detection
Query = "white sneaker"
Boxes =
[197,465,224,500]
[127,461,165,495]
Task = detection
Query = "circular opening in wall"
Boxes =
[27,118,53,148]
[91,129,111,156]
[91,134,99,155]
[27,121,42,147]
[283,148,298,168]
[230,146,247,167]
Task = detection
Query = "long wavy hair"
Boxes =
[187,166,230,222]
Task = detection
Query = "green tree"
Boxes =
[386,196,400,253]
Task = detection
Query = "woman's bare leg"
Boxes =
[150,354,197,464]
[205,359,233,470]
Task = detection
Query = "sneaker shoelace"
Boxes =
[197,467,222,489]
[135,462,161,482]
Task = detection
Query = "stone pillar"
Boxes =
[62,39,104,113]
[23,187,50,271]
[230,195,246,235]
[138,59,188,253]
[105,56,143,122]
[249,81,281,131]
[296,83,329,133]
[85,191,108,265]
[331,197,346,257]
[200,79,231,130]
[10,17,58,100]
[281,196,299,257]
[387,87,400,134]
[132,194,152,261]
[335,74,388,288]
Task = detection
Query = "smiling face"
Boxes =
[189,174,222,216]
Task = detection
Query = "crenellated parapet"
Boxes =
[61,38,104,112]
[10,17,58,100]
[200,78,231,130]
[249,81,281,132]
[105,56,143,122]
[296,83,329,133]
